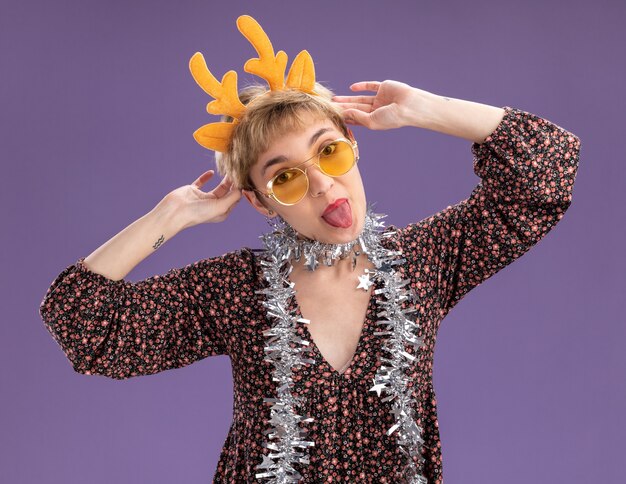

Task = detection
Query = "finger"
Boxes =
[343,109,372,129]
[209,176,234,199]
[349,81,381,92]
[225,191,242,214]
[334,102,373,113]
[332,95,375,105]
[214,185,242,211]
[192,169,215,188]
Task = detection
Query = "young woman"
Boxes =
[39,15,580,484]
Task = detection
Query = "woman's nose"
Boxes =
[307,164,334,197]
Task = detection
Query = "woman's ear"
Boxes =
[242,189,276,217]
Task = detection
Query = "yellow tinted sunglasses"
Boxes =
[253,137,359,206]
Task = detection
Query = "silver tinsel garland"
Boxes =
[254,205,429,483]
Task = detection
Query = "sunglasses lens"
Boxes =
[272,168,308,204]
[319,140,356,176]
[268,139,357,205]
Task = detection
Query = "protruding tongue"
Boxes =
[322,200,353,228]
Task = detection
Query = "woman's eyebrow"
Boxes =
[261,127,333,176]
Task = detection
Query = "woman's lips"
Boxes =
[321,198,352,228]
[323,198,347,216]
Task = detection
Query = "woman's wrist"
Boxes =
[399,87,441,129]
[150,199,185,235]
[403,88,505,143]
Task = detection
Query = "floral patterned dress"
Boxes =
[39,106,580,483]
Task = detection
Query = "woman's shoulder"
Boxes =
[379,215,454,269]
[382,217,437,248]
[202,246,267,286]
[196,246,260,273]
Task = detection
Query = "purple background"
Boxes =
[2,0,623,483]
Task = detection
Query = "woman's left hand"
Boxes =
[332,80,424,130]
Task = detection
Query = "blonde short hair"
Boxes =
[215,82,349,192]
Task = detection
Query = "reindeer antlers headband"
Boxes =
[189,15,317,153]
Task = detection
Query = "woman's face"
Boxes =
[243,112,367,245]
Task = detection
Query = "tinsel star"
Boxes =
[357,273,374,291]
[305,252,319,271]
[379,261,394,273]
[256,454,275,470]
[369,382,387,397]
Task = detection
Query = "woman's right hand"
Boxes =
[157,170,243,231]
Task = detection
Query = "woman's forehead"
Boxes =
[261,119,340,157]
[271,117,341,148]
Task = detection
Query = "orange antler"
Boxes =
[192,121,235,153]
[189,52,246,120]
[237,15,288,91]
[286,50,316,93]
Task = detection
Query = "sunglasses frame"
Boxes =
[251,137,359,206]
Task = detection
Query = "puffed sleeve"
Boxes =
[39,248,253,380]
[397,106,580,317]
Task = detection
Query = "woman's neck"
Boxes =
[290,250,373,281]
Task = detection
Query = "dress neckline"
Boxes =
[288,276,381,378]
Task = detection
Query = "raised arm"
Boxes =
[81,169,241,281]
[333,80,581,317]
[39,170,245,379]
[332,79,506,143]
[399,106,581,316]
